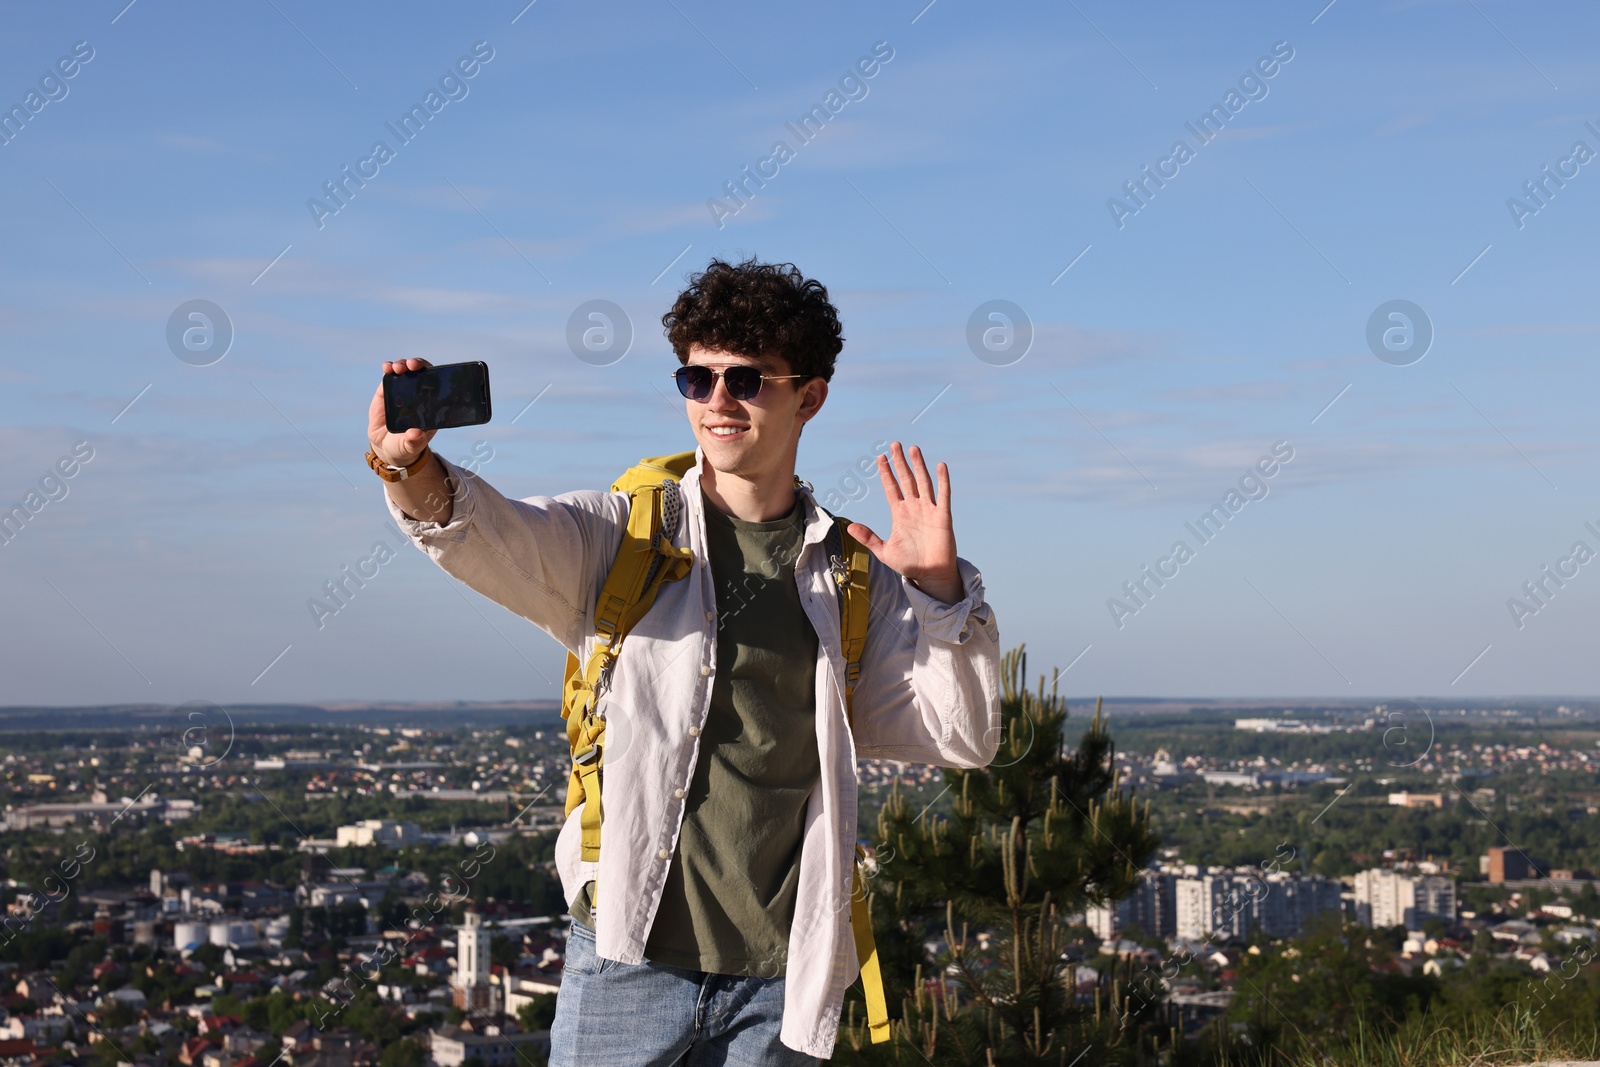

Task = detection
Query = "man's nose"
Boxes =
[706,375,740,410]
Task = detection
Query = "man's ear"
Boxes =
[797,377,827,424]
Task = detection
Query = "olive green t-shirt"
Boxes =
[570,486,821,975]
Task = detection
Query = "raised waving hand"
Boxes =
[845,442,962,604]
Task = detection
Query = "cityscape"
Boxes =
[3,699,1599,1065]
[5,0,1597,1062]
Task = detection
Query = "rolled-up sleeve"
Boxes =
[848,555,1001,767]
[385,457,628,655]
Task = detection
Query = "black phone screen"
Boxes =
[384,361,492,432]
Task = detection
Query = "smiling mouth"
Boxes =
[707,426,748,438]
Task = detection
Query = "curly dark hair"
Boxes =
[661,257,844,382]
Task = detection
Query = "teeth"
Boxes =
[710,427,745,436]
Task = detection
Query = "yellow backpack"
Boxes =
[559,450,889,1043]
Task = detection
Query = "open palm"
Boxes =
[845,442,961,603]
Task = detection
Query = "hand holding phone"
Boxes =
[367,358,440,471]
[383,360,492,433]
[367,358,493,469]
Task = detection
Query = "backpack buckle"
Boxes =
[573,744,600,766]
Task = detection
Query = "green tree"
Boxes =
[57,940,104,989]
[328,901,368,938]
[1229,914,1440,1054]
[835,646,1160,1066]
[95,1034,131,1067]
[517,994,558,1031]
[380,1039,424,1067]
[1574,882,1600,920]
[490,934,520,969]
[99,999,138,1029]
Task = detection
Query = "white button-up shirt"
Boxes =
[388,445,1001,1058]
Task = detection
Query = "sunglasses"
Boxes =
[672,364,808,402]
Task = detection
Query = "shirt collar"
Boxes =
[685,444,834,551]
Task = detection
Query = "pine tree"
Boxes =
[836,645,1162,1066]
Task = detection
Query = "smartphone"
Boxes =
[384,361,492,433]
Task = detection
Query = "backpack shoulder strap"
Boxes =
[825,517,888,1044]
[852,847,892,1044]
[825,514,872,725]
[612,451,696,494]
[560,452,696,867]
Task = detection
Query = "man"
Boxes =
[363,258,1000,1064]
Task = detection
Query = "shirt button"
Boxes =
[674,788,685,799]
[688,726,700,737]
[700,665,712,676]
[705,611,715,622]
[657,849,670,860]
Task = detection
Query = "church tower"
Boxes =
[451,909,496,1016]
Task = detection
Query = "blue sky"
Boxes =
[3,0,1598,706]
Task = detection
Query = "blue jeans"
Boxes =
[550,921,816,1067]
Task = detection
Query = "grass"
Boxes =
[1225,1007,1600,1067]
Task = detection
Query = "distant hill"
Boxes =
[1054,696,1597,717]
[1,696,1590,733]
[0,701,565,731]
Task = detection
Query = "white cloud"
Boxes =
[1373,113,1431,139]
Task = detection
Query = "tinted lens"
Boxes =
[723,366,764,400]
[674,365,714,400]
